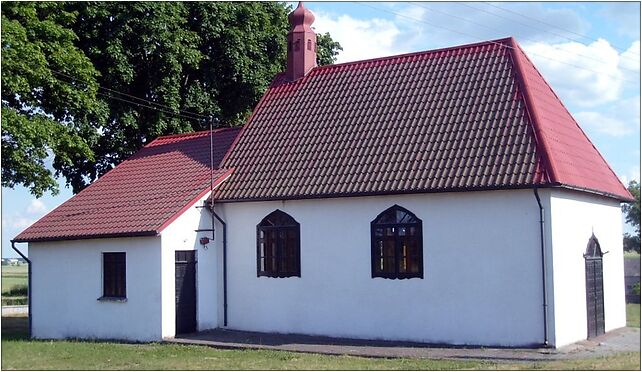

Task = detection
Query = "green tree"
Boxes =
[623,234,640,253]
[316,32,343,66]
[1,2,106,196]
[67,1,205,187]
[2,2,342,195]
[623,180,641,253]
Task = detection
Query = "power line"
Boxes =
[412,2,640,73]
[51,71,206,122]
[50,69,210,120]
[459,2,638,63]
[358,4,514,51]
[95,91,206,122]
[482,1,636,55]
[358,3,640,85]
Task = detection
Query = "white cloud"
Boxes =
[310,4,638,112]
[9,217,35,230]
[573,96,640,137]
[574,112,631,137]
[619,40,641,86]
[26,199,47,215]
[523,39,638,107]
[313,12,402,63]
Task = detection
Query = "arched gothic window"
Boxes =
[584,234,604,259]
[257,210,300,278]
[584,233,605,338]
[371,205,423,279]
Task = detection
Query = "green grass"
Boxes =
[1,265,27,306]
[627,303,640,328]
[1,315,639,370]
[624,251,641,259]
[1,265,27,292]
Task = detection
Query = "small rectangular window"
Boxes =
[103,252,126,298]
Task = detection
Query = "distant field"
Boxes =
[1,265,28,305]
[624,251,641,259]
[1,265,28,276]
[1,265,28,274]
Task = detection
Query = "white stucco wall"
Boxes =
[27,187,624,346]
[160,192,221,338]
[548,189,626,347]
[217,189,547,347]
[29,237,162,341]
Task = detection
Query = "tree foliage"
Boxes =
[1,2,106,196]
[316,32,343,66]
[2,2,342,195]
[623,180,641,235]
[623,180,641,252]
[623,234,640,253]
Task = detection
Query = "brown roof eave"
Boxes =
[13,231,159,244]
[213,183,558,204]
[552,184,635,203]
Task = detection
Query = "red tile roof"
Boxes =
[14,128,240,242]
[14,37,631,243]
[215,37,632,202]
[509,40,631,200]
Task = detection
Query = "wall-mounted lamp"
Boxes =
[199,237,210,245]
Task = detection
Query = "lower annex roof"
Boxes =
[14,128,240,242]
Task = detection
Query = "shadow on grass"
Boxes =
[2,315,29,341]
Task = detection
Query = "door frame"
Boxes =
[584,234,605,339]
[175,250,198,334]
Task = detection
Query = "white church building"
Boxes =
[14,3,632,348]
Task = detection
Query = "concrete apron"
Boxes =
[165,327,640,362]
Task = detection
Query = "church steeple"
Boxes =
[286,2,317,81]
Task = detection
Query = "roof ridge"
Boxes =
[220,88,275,167]
[149,127,240,144]
[507,37,556,184]
[309,36,514,73]
[156,167,235,233]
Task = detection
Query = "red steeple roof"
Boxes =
[286,2,317,81]
[215,37,632,202]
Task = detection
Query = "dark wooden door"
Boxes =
[585,258,605,338]
[175,250,197,334]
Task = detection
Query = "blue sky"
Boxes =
[2,1,640,257]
